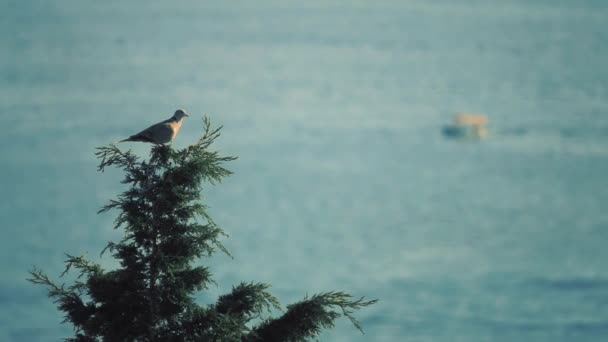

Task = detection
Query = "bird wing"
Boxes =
[124,120,174,144]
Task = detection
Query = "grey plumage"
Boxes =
[120,109,189,144]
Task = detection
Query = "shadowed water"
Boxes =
[1,1,608,341]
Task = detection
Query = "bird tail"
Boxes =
[119,134,156,144]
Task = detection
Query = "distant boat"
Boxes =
[442,113,488,139]
[442,125,468,138]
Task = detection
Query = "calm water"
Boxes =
[2,1,608,341]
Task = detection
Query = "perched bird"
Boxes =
[120,110,189,144]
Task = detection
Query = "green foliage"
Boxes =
[247,292,378,342]
[28,117,376,341]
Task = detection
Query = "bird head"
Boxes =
[173,109,189,120]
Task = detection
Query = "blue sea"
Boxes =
[1,1,608,341]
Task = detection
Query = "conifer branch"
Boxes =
[215,282,281,321]
[61,254,102,278]
[28,267,65,296]
[245,292,377,341]
[94,144,140,173]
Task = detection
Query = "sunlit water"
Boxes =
[1,1,608,341]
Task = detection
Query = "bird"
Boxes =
[120,110,189,144]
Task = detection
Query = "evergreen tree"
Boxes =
[29,117,377,341]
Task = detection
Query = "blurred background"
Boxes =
[2,0,608,341]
